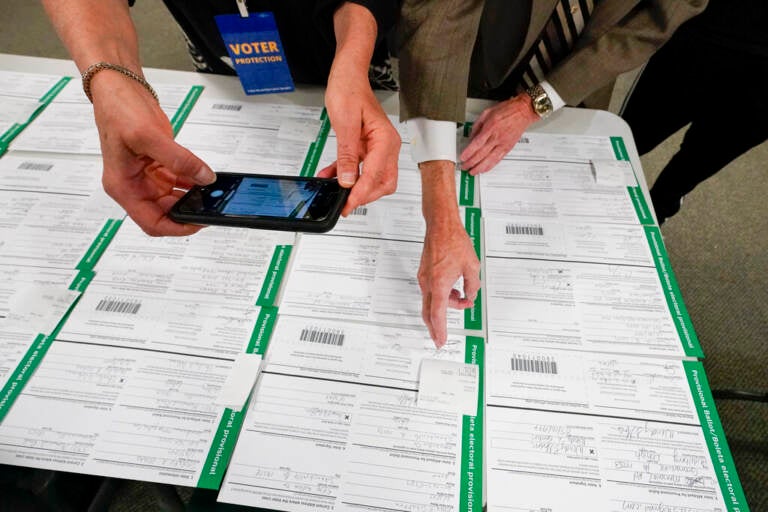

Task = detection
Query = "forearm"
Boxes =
[41,0,142,74]
[417,159,479,346]
[420,160,463,232]
[332,2,377,79]
[397,0,485,122]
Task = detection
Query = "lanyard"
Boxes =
[236,0,248,18]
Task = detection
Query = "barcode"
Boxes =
[511,355,558,375]
[505,224,544,236]
[95,297,142,314]
[212,103,242,111]
[18,162,53,171]
[299,327,345,346]
[350,206,368,216]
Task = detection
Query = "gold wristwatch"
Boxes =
[526,83,554,119]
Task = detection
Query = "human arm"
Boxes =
[547,0,708,106]
[461,0,708,174]
[418,161,481,348]
[460,82,564,175]
[397,0,485,123]
[41,0,216,236]
[396,0,486,345]
[316,2,401,216]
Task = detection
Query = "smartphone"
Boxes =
[169,173,349,232]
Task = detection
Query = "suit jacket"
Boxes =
[397,0,708,122]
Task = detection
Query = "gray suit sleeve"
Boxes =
[547,0,708,106]
[397,0,485,123]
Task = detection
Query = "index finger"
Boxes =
[468,109,490,140]
[316,162,337,179]
[139,131,216,186]
[460,126,492,166]
[126,194,204,237]
[429,281,451,348]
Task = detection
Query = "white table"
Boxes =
[0,52,653,214]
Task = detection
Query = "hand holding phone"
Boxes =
[169,173,350,233]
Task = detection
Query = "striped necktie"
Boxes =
[484,0,600,100]
[518,0,597,91]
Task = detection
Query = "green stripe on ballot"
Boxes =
[685,361,750,511]
[256,245,292,307]
[198,305,275,488]
[300,108,331,177]
[459,171,475,207]
[171,85,204,135]
[464,208,483,330]
[197,407,246,489]
[76,218,123,271]
[645,226,703,358]
[246,307,278,355]
[610,136,629,161]
[460,336,484,512]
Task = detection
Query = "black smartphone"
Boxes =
[169,172,350,233]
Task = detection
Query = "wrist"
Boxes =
[83,62,156,103]
[420,160,462,230]
[505,94,540,125]
[88,68,157,108]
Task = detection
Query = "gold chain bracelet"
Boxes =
[81,62,159,103]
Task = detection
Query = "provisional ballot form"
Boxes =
[1,327,260,486]
[476,129,747,511]
[59,219,295,358]
[279,228,483,333]
[10,81,204,155]
[0,216,295,487]
[486,354,747,511]
[175,100,328,177]
[481,134,700,359]
[485,255,700,358]
[0,70,68,151]
[219,318,484,512]
[0,340,240,486]
[0,276,81,402]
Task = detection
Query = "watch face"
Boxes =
[527,85,553,118]
[534,96,553,117]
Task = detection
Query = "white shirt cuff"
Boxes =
[407,118,457,164]
[540,80,566,111]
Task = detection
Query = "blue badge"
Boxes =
[215,12,295,95]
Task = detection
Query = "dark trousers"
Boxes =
[621,32,768,221]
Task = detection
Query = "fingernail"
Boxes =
[194,166,216,185]
[339,171,357,187]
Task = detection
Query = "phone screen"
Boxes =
[221,176,321,219]
[176,173,342,222]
